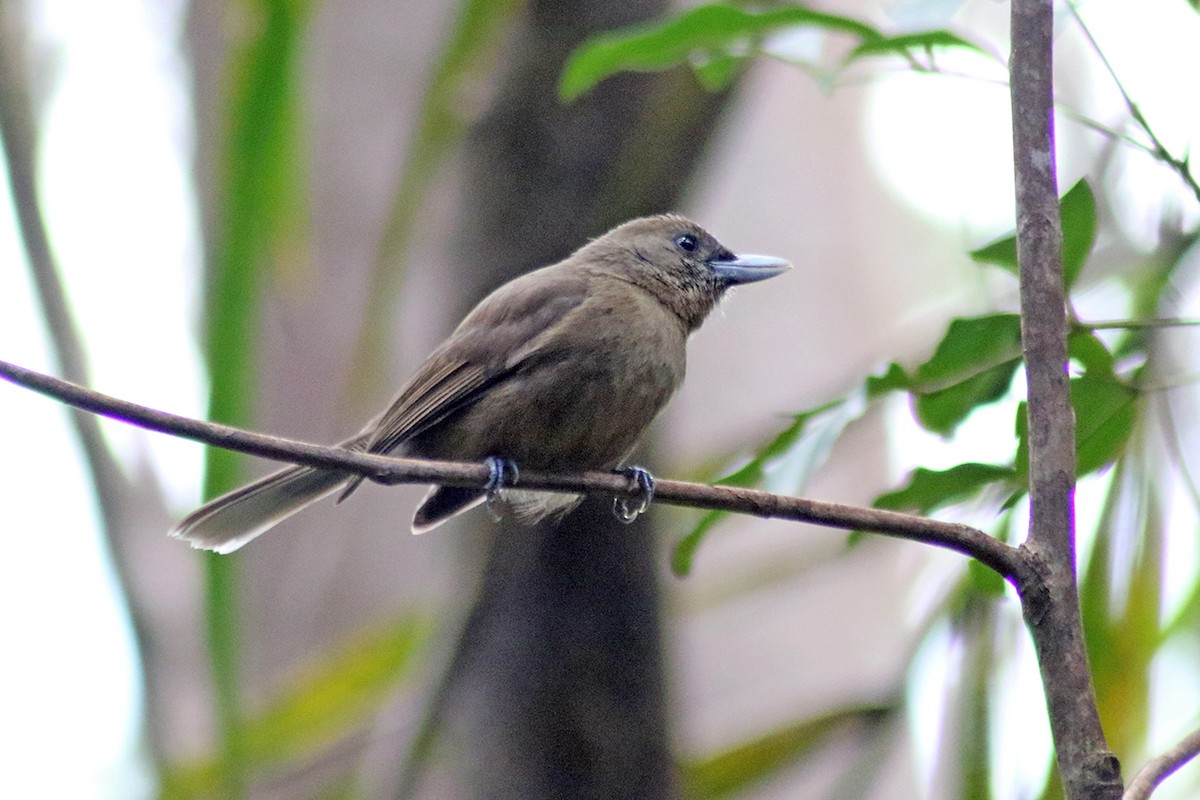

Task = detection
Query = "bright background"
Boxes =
[2,0,1198,797]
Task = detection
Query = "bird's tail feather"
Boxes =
[170,465,351,554]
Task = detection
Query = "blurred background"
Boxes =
[1,0,1198,798]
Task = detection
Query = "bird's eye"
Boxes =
[675,234,697,252]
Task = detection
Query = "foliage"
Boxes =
[12,0,1198,797]
[682,704,896,799]
[199,1,315,794]
[559,2,986,100]
[160,615,433,799]
[563,3,1200,798]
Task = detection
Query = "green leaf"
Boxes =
[970,179,1096,289]
[683,704,893,799]
[865,360,910,397]
[875,462,1017,514]
[1012,360,1136,484]
[846,30,986,64]
[1068,330,1117,378]
[559,3,883,101]
[1072,370,1137,476]
[968,557,1008,597]
[200,2,315,794]
[910,313,1023,436]
[1081,462,1162,757]
[1060,179,1098,287]
[693,51,744,91]
[160,614,433,797]
[1069,332,1136,476]
[954,599,996,798]
[969,230,1017,273]
[245,616,432,760]
[672,394,865,576]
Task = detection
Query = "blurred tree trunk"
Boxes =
[179,0,734,796]
[432,2,735,798]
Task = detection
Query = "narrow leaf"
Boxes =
[201,2,314,793]
[1060,179,1097,287]
[160,614,433,796]
[683,705,893,799]
[955,600,996,798]
[847,30,986,63]
[672,395,863,576]
[875,462,1017,514]
[560,3,883,101]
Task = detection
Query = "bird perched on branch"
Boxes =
[171,214,789,552]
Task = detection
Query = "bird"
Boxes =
[170,214,789,553]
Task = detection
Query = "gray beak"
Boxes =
[707,253,791,285]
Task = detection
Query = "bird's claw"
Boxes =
[484,456,519,521]
[613,466,654,524]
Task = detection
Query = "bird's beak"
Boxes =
[707,253,791,285]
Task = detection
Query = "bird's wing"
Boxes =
[335,350,508,504]
[335,271,590,504]
[359,268,593,459]
[362,356,493,456]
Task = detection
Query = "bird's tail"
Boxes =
[169,464,351,554]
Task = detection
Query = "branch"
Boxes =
[1009,1,1122,797]
[0,6,174,762]
[0,358,1027,579]
[0,7,154,534]
[1124,723,1200,800]
[1064,2,1200,206]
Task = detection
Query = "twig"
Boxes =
[0,5,172,762]
[1009,0,1122,797]
[0,358,1028,579]
[1065,2,1200,206]
[1123,724,1200,800]
[0,7,150,536]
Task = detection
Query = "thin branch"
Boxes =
[0,358,1028,579]
[1065,2,1200,206]
[0,5,173,761]
[1123,724,1200,800]
[1077,318,1200,332]
[1010,0,1122,797]
[0,6,150,532]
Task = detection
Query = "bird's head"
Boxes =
[581,214,790,330]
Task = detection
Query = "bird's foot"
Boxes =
[483,456,519,522]
[613,466,655,524]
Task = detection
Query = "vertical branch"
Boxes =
[1009,1,1122,797]
[0,0,173,761]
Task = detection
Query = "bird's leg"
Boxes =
[483,456,519,522]
[613,466,655,524]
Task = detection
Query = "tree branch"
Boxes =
[1009,0,1122,797]
[0,358,1027,579]
[0,4,174,762]
[1124,724,1200,800]
[0,6,159,546]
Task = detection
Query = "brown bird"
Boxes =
[171,214,789,552]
